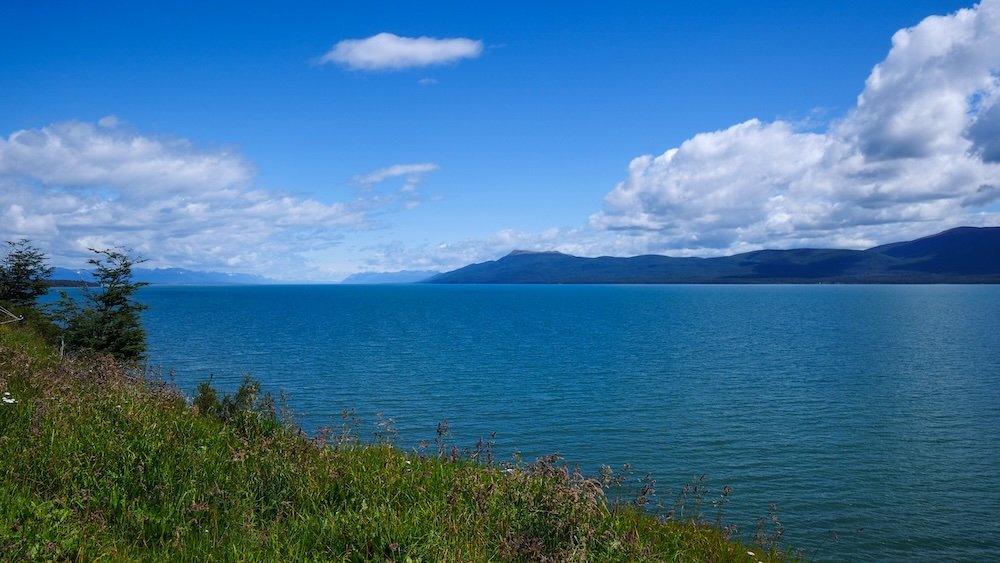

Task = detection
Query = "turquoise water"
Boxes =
[69,284,1000,560]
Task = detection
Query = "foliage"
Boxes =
[192,380,221,418]
[55,247,149,362]
[193,375,277,424]
[0,239,53,307]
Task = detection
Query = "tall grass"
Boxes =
[0,324,797,561]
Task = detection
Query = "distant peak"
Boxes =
[505,249,566,257]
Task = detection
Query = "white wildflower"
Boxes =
[2,392,15,405]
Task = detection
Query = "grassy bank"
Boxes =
[0,324,793,561]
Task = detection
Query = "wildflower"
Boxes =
[747,551,756,557]
[2,392,15,404]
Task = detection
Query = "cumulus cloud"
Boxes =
[0,119,417,277]
[0,120,252,196]
[592,0,1000,254]
[319,33,483,71]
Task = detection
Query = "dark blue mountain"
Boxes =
[427,226,1000,284]
[869,226,1000,275]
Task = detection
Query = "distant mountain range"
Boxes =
[340,270,440,284]
[49,267,273,286]
[427,227,1000,284]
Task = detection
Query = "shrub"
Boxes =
[194,375,277,425]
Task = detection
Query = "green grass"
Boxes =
[0,324,796,561]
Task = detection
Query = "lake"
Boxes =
[63,284,1000,561]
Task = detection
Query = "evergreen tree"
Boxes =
[0,239,53,306]
[57,248,149,361]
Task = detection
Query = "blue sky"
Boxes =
[2,0,998,280]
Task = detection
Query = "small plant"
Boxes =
[468,431,497,466]
[435,417,450,459]
[372,412,397,444]
[713,484,735,538]
[754,503,787,553]
[331,407,362,449]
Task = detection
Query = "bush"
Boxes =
[194,375,277,425]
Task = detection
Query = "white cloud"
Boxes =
[0,120,429,278]
[319,33,483,71]
[0,120,252,196]
[351,163,439,215]
[591,0,1000,255]
[354,162,439,186]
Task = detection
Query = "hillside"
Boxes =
[427,226,1000,284]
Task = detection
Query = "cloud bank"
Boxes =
[0,119,394,276]
[592,0,1000,254]
[320,33,483,71]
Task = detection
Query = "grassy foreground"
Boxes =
[0,325,791,562]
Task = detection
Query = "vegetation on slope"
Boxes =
[0,325,793,561]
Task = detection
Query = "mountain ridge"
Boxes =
[427,226,1000,284]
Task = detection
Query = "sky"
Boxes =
[2,0,999,281]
